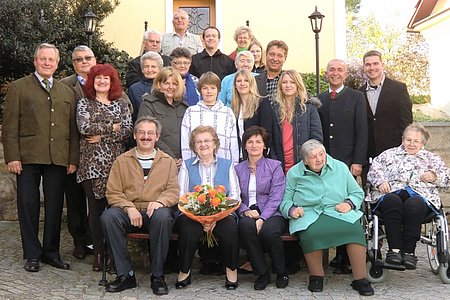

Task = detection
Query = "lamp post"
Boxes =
[308,6,325,95]
[83,6,98,48]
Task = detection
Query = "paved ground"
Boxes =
[1,221,450,299]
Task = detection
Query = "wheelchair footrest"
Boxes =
[373,259,406,271]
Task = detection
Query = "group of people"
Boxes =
[3,8,450,298]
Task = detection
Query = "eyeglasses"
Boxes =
[172,61,191,66]
[195,139,213,145]
[404,138,422,145]
[73,56,95,63]
[137,130,157,136]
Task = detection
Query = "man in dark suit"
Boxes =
[359,50,413,160]
[3,43,79,272]
[61,45,96,260]
[125,29,171,88]
[318,58,368,274]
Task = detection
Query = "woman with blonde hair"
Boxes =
[231,69,273,161]
[229,25,254,61]
[249,40,266,73]
[272,70,323,173]
[138,66,188,168]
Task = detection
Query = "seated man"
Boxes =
[101,116,179,295]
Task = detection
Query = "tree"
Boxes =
[0,0,130,122]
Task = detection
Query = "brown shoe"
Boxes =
[92,254,103,272]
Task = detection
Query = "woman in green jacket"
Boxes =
[279,139,374,296]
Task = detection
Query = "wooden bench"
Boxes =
[127,232,300,241]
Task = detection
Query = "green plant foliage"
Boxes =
[0,0,130,124]
[413,109,450,122]
[411,94,431,105]
[301,72,328,96]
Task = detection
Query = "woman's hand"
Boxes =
[378,181,391,194]
[255,219,264,234]
[420,171,437,183]
[290,206,304,219]
[112,122,121,132]
[85,135,101,143]
[336,202,352,213]
[244,210,260,219]
[203,221,216,232]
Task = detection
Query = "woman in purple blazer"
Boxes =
[234,126,288,290]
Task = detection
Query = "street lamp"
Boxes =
[308,6,325,95]
[83,6,98,48]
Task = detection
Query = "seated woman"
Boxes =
[235,126,288,290]
[367,124,450,270]
[176,125,241,290]
[279,139,374,296]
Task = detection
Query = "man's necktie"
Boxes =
[42,79,51,92]
[330,90,337,100]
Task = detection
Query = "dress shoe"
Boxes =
[72,245,87,260]
[24,258,40,272]
[225,277,238,290]
[151,275,169,295]
[403,253,418,270]
[106,273,137,293]
[41,258,70,270]
[254,271,271,290]
[276,273,289,289]
[308,275,324,292]
[92,254,103,272]
[175,274,191,289]
[351,278,374,296]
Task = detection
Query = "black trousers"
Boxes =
[176,214,239,273]
[81,180,108,255]
[64,173,90,246]
[101,207,174,277]
[375,190,432,253]
[16,164,66,260]
[239,215,288,275]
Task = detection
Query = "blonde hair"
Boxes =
[153,67,186,101]
[249,40,266,69]
[275,70,307,123]
[231,70,261,119]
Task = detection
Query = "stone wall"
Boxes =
[1,123,450,220]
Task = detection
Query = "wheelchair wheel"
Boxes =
[424,222,440,274]
[366,260,387,283]
[438,259,450,284]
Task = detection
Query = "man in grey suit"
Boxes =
[60,45,96,260]
[3,43,79,272]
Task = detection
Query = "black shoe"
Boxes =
[106,273,137,293]
[351,278,374,296]
[151,275,169,295]
[24,258,40,272]
[72,245,87,260]
[254,271,271,290]
[225,277,238,290]
[175,274,191,289]
[276,273,289,289]
[385,250,402,265]
[308,275,323,292]
[403,253,418,270]
[41,258,70,270]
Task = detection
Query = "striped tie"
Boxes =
[42,79,51,92]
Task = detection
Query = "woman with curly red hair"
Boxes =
[76,64,132,271]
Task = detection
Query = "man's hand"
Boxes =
[290,207,304,219]
[378,181,391,194]
[147,201,163,218]
[127,207,142,228]
[255,219,264,234]
[7,161,22,175]
[67,164,77,174]
[350,164,362,177]
[336,202,352,213]
[244,209,260,219]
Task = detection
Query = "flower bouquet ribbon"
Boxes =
[178,184,240,247]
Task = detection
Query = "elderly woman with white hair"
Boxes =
[218,51,267,107]
[228,25,254,61]
[279,139,374,296]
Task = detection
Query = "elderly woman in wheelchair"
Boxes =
[366,124,450,271]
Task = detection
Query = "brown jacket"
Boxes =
[106,148,179,211]
[2,74,79,166]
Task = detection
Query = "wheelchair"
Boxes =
[363,198,450,283]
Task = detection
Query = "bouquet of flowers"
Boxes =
[179,184,240,247]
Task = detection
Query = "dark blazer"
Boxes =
[3,74,79,166]
[318,87,368,167]
[359,77,413,158]
[125,53,171,88]
[61,74,84,100]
